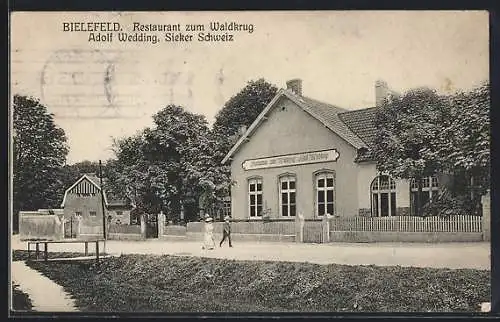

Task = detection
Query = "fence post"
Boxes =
[76,215,82,239]
[295,212,304,243]
[55,214,64,240]
[158,211,165,237]
[482,190,491,241]
[140,214,147,239]
[322,214,331,243]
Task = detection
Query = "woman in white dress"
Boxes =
[202,216,215,250]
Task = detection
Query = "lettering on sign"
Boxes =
[242,149,340,171]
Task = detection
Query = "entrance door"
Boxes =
[64,215,79,238]
[145,213,158,238]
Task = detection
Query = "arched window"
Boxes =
[410,176,439,215]
[314,171,335,217]
[371,175,397,217]
[248,177,263,217]
[279,174,296,217]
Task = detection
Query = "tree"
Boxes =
[212,78,278,162]
[372,88,452,216]
[372,83,490,217]
[105,105,224,222]
[435,83,490,213]
[105,79,279,222]
[104,132,156,213]
[13,95,69,231]
[445,83,489,182]
[207,78,278,210]
[68,160,101,175]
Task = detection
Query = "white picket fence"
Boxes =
[329,215,482,233]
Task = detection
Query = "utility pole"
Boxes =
[99,160,107,254]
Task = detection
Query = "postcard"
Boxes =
[9,11,491,314]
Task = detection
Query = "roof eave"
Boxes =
[60,174,109,208]
[221,89,369,164]
[221,89,287,164]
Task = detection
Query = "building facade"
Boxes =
[60,174,134,228]
[222,79,440,220]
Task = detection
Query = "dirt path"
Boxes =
[11,235,490,270]
[11,261,79,312]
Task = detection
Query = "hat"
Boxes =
[224,216,231,221]
[205,217,213,222]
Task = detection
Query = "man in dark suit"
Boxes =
[219,216,233,247]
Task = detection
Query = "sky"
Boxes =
[10,11,489,164]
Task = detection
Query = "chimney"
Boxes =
[375,79,389,107]
[286,79,303,96]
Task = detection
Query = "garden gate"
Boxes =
[64,215,79,238]
[145,213,159,238]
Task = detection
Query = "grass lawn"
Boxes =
[15,251,490,312]
[12,284,33,311]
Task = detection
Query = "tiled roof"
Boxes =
[301,96,348,114]
[286,92,368,150]
[222,89,379,164]
[338,107,379,162]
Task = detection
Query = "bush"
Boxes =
[424,193,481,217]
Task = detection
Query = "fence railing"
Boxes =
[108,224,141,234]
[303,220,323,243]
[329,215,482,233]
[164,225,187,236]
[183,221,296,235]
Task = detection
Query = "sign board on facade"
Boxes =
[242,149,340,171]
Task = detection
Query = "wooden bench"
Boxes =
[26,239,106,262]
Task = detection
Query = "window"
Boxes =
[315,172,335,216]
[116,211,123,216]
[89,211,97,217]
[371,175,397,217]
[248,178,263,217]
[223,196,231,217]
[410,176,439,215]
[279,175,296,217]
[75,211,82,217]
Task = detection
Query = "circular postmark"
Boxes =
[40,49,129,119]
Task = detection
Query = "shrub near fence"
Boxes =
[329,215,482,233]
